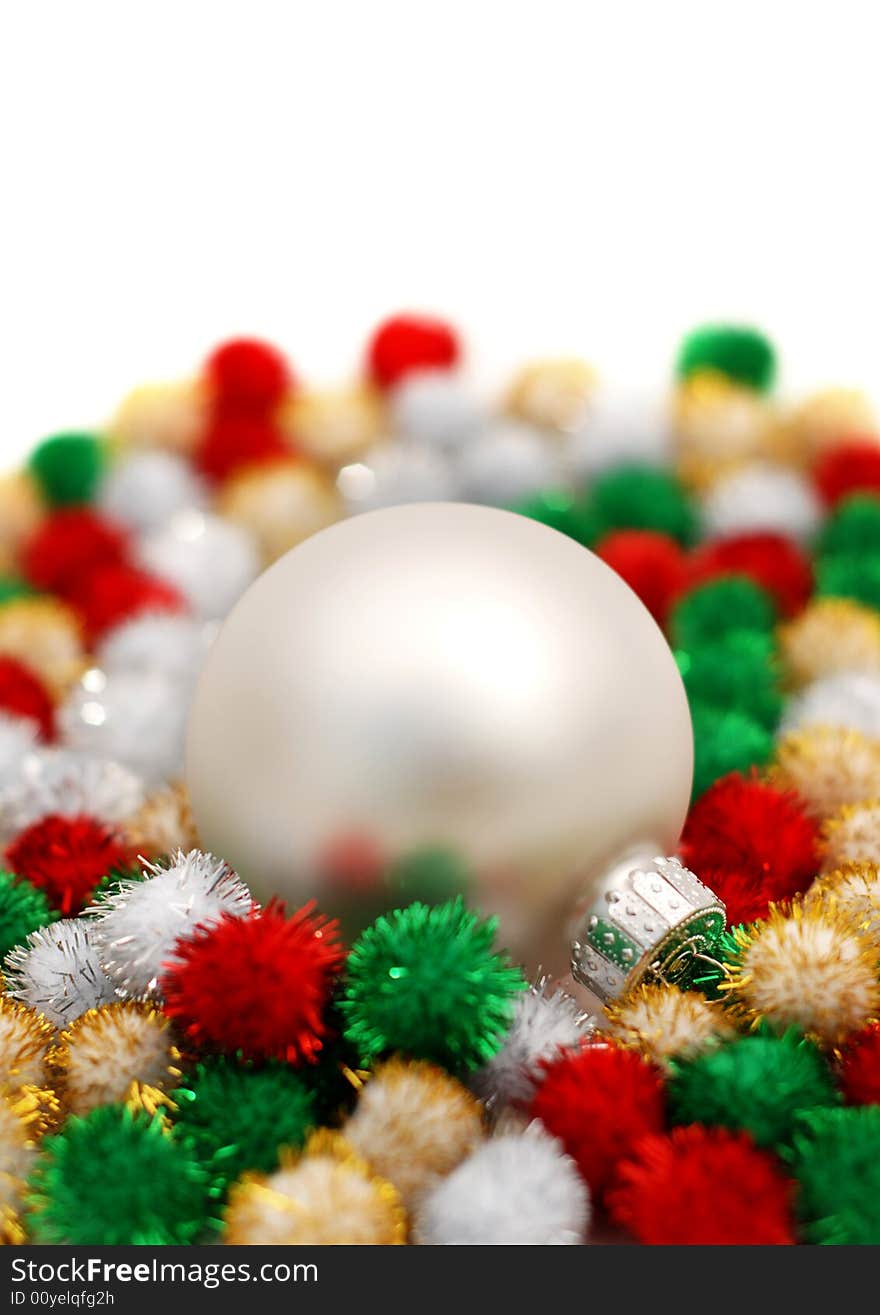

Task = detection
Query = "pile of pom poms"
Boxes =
[2,317,880,1244]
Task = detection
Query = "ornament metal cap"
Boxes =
[570,855,726,1003]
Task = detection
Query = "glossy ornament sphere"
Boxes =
[186,503,692,973]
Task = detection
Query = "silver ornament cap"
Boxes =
[570,855,726,1003]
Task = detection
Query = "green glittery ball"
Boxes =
[341,897,525,1072]
[668,1030,838,1150]
[386,846,471,906]
[676,633,783,732]
[511,489,598,547]
[817,494,880,559]
[0,577,35,606]
[786,1105,880,1244]
[669,576,777,650]
[28,431,104,507]
[683,923,752,1000]
[816,554,880,611]
[588,465,698,546]
[675,323,777,393]
[690,701,773,801]
[0,869,56,959]
[171,1059,316,1192]
[27,1106,212,1245]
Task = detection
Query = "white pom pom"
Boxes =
[457,422,561,505]
[390,369,484,452]
[338,444,458,514]
[470,981,591,1109]
[59,669,190,787]
[568,385,673,479]
[136,510,260,620]
[702,462,821,542]
[98,450,207,533]
[0,749,144,843]
[0,713,38,786]
[4,920,117,1026]
[90,849,252,997]
[415,1123,589,1245]
[97,612,216,681]
[780,671,880,739]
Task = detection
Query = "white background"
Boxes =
[1,1,878,466]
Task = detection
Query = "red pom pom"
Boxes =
[687,532,812,618]
[608,1126,796,1245]
[195,413,290,484]
[6,814,131,914]
[0,657,55,741]
[161,900,344,1063]
[595,530,689,625]
[679,772,819,924]
[814,439,880,507]
[204,338,292,413]
[529,1041,665,1197]
[69,563,186,644]
[367,313,460,389]
[21,509,129,596]
[838,1022,880,1104]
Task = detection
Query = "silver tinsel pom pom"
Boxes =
[567,385,673,479]
[0,712,38,787]
[780,671,880,739]
[390,369,484,453]
[415,1123,590,1245]
[98,449,207,533]
[5,920,117,1026]
[470,980,591,1109]
[90,849,253,997]
[0,749,144,843]
[701,462,821,542]
[59,668,191,787]
[97,612,216,682]
[338,444,458,513]
[457,422,561,505]
[136,509,260,620]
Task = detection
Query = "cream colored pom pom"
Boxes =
[505,358,596,434]
[122,781,198,859]
[779,599,880,690]
[807,863,880,947]
[0,598,84,696]
[603,983,733,1063]
[783,388,876,461]
[217,460,341,564]
[284,385,386,467]
[0,997,53,1092]
[107,380,207,455]
[771,725,880,819]
[49,1001,181,1117]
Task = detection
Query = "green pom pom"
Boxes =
[341,897,525,1071]
[589,465,698,546]
[681,923,753,999]
[28,431,104,507]
[386,846,471,906]
[0,577,35,606]
[817,494,880,559]
[670,576,777,649]
[512,489,597,547]
[677,633,782,731]
[690,701,773,801]
[816,554,880,611]
[171,1058,316,1192]
[675,323,776,393]
[305,1003,370,1123]
[787,1105,880,1244]
[668,1030,838,1150]
[27,1106,212,1244]
[0,869,56,958]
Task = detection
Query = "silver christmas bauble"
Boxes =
[186,502,693,973]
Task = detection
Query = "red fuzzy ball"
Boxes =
[838,1022,880,1104]
[367,313,461,389]
[161,900,344,1063]
[6,814,132,914]
[68,563,186,644]
[529,1041,665,1198]
[21,509,129,596]
[608,1126,796,1245]
[679,772,819,924]
[687,531,812,617]
[814,439,880,507]
[0,657,55,741]
[195,413,291,484]
[204,338,293,414]
[595,530,689,625]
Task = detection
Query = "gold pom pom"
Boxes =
[821,800,880,871]
[783,388,876,461]
[807,863,880,947]
[122,781,198,858]
[603,983,734,1063]
[771,725,880,819]
[107,380,207,455]
[673,371,777,473]
[285,385,386,467]
[0,998,53,1093]
[779,599,880,689]
[722,902,880,1044]
[223,1130,406,1245]
[217,459,341,564]
[343,1058,483,1208]
[505,359,596,433]
[0,471,44,562]
[48,1001,181,1117]
[0,597,84,695]
[0,1084,57,1244]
